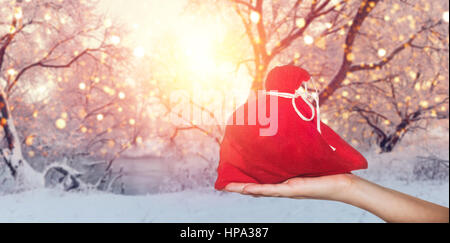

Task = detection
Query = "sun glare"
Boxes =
[182,31,217,75]
[133,46,145,58]
[101,0,253,112]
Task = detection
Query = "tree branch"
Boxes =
[320,0,381,105]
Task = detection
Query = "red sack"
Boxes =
[215,65,368,190]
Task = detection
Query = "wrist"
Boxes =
[338,174,380,213]
[334,174,363,204]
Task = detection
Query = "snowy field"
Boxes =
[0,179,447,223]
[0,130,448,223]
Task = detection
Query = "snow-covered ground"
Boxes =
[0,129,448,223]
[0,178,447,223]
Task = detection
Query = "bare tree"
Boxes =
[0,0,141,189]
[347,73,449,152]
[187,0,449,152]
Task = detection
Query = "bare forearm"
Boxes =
[343,176,449,223]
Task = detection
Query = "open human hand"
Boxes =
[224,174,449,223]
[224,174,356,202]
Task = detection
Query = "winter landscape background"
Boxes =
[1,128,448,223]
[0,0,449,223]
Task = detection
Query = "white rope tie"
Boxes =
[265,78,336,152]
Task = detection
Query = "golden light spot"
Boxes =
[431,110,437,117]
[342,91,349,97]
[55,119,66,130]
[133,46,145,58]
[443,11,449,23]
[304,35,314,45]
[346,53,355,61]
[129,118,136,126]
[110,35,121,45]
[118,92,126,100]
[1,118,7,127]
[250,11,261,23]
[420,101,429,108]
[103,86,116,96]
[9,25,16,34]
[415,83,421,91]
[315,37,326,49]
[44,13,52,21]
[61,112,68,119]
[377,48,387,57]
[104,19,113,28]
[97,114,104,121]
[78,109,87,119]
[81,127,88,133]
[296,18,306,28]
[14,7,23,19]
[101,148,107,155]
[25,136,34,146]
[7,68,17,76]
[28,151,35,158]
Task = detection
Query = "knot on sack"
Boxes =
[264,66,336,151]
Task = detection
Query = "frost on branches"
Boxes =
[0,0,143,192]
[187,0,449,152]
[1,0,448,193]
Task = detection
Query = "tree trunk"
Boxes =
[378,116,414,153]
[379,135,401,153]
[251,61,268,91]
[0,88,43,188]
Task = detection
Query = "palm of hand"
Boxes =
[224,174,355,202]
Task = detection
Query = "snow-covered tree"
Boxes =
[187,0,449,152]
[0,0,143,190]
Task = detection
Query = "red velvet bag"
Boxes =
[215,65,368,190]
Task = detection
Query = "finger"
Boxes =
[224,183,255,193]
